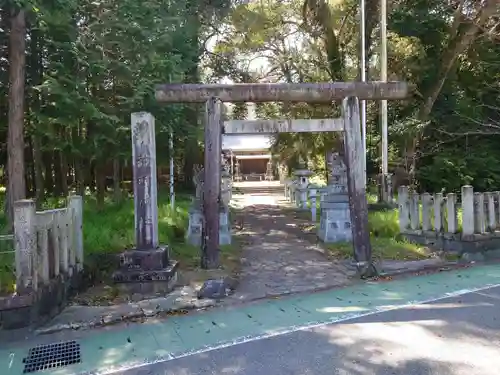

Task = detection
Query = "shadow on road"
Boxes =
[136,288,500,375]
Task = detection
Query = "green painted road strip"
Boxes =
[3,264,500,375]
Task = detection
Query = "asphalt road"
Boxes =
[118,285,500,375]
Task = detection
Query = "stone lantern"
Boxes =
[294,169,313,210]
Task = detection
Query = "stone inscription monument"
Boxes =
[131,113,159,249]
[318,151,352,243]
[113,112,178,293]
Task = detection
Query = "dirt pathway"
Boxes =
[227,181,356,303]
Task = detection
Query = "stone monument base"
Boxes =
[317,193,353,243]
[186,204,232,246]
[112,245,179,295]
[219,207,232,245]
[186,204,203,246]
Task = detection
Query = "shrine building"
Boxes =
[222,134,274,181]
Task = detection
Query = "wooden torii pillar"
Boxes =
[155,82,409,277]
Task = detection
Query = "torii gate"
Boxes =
[155,82,409,278]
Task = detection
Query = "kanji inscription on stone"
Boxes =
[131,112,159,250]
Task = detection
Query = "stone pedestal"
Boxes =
[221,170,232,204]
[317,193,352,243]
[112,246,179,294]
[113,112,178,295]
[219,207,231,245]
[186,200,204,246]
[186,201,231,246]
[318,152,352,243]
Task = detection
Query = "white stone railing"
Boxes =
[398,185,500,236]
[283,179,336,221]
[13,196,84,294]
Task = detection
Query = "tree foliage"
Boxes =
[1,0,499,225]
[207,0,500,191]
[1,0,232,220]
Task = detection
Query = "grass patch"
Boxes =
[0,235,15,294]
[326,236,429,261]
[81,190,190,256]
[325,208,430,260]
[168,243,241,272]
[307,193,430,261]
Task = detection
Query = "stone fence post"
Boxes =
[461,185,474,236]
[310,187,317,222]
[69,195,84,272]
[14,199,37,294]
[397,186,409,232]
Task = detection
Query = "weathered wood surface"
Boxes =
[156,82,410,103]
[13,196,84,294]
[131,112,159,250]
[342,97,373,276]
[203,98,222,268]
[224,118,344,134]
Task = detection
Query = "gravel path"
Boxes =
[227,181,356,303]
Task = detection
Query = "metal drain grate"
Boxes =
[22,340,81,373]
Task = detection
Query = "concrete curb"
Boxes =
[34,256,496,336]
[35,292,216,336]
[376,260,465,278]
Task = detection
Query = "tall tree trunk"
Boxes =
[112,158,122,202]
[53,151,63,196]
[30,24,45,207]
[406,0,498,186]
[26,136,34,196]
[95,163,106,209]
[44,151,54,195]
[75,157,85,197]
[6,8,27,226]
[303,0,344,81]
[59,151,69,197]
[33,135,44,207]
[88,161,96,193]
[71,123,85,196]
[182,7,201,190]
